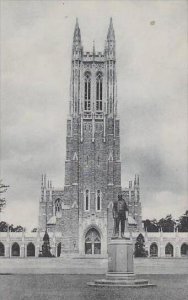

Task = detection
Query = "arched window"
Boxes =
[27,242,35,257]
[96,72,103,111]
[165,243,173,257]
[12,242,20,257]
[96,190,101,211]
[84,72,91,111]
[150,243,158,257]
[0,242,5,256]
[85,189,90,211]
[181,243,188,256]
[85,228,101,255]
[55,199,61,214]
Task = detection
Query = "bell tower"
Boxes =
[61,18,121,255]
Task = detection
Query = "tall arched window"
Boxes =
[96,72,103,111]
[12,242,20,257]
[84,72,91,111]
[150,243,158,257]
[96,190,101,211]
[85,228,101,255]
[85,189,90,211]
[55,198,61,214]
[165,243,173,257]
[27,242,35,257]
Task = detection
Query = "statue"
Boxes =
[112,193,128,238]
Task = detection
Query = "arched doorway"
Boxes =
[85,228,101,255]
[12,242,20,257]
[165,243,173,257]
[0,242,5,256]
[181,243,188,256]
[150,243,158,257]
[57,242,61,257]
[27,243,35,257]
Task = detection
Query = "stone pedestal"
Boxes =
[106,238,135,282]
[88,238,155,288]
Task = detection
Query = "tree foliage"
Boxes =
[178,211,188,232]
[0,221,24,232]
[143,219,159,232]
[134,233,148,257]
[158,214,175,232]
[143,211,188,232]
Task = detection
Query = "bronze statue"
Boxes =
[113,194,128,238]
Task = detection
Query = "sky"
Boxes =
[0,0,187,230]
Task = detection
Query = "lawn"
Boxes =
[0,274,188,300]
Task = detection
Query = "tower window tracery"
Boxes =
[84,72,91,111]
[55,198,61,214]
[96,72,103,111]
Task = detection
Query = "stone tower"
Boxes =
[61,18,121,255]
[39,19,142,256]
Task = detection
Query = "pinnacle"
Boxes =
[107,17,115,41]
[73,18,81,43]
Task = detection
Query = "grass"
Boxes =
[0,274,188,300]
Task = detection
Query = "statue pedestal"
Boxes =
[88,238,155,288]
[106,238,135,282]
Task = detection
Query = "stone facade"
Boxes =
[38,19,143,256]
[0,231,188,258]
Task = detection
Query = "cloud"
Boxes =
[1,0,187,228]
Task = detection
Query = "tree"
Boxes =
[0,221,8,232]
[0,222,24,232]
[158,214,176,232]
[178,211,188,232]
[0,180,9,214]
[143,219,159,232]
[134,233,148,257]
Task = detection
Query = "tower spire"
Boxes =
[73,18,81,43]
[107,17,115,41]
[105,18,116,60]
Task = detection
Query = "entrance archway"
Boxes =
[57,242,61,257]
[0,242,5,256]
[85,228,101,255]
[150,243,158,257]
[165,243,173,257]
[181,243,188,256]
[27,243,35,257]
[12,242,20,257]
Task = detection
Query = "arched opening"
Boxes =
[12,242,20,257]
[150,243,158,257]
[27,242,35,257]
[85,228,101,255]
[165,243,173,257]
[57,242,61,257]
[181,243,188,256]
[0,242,5,256]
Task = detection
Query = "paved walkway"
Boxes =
[0,257,188,274]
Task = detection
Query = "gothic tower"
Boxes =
[59,18,120,254]
[38,19,142,256]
